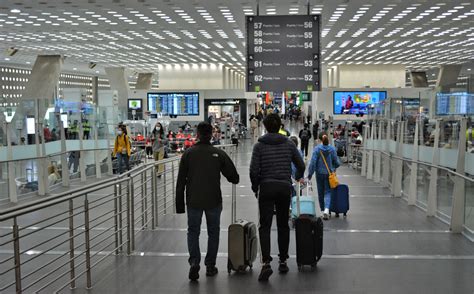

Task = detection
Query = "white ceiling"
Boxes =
[0,0,473,76]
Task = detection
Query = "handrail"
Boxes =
[0,143,237,220]
[0,145,114,164]
[366,147,474,183]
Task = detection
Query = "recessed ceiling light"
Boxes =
[10,9,21,13]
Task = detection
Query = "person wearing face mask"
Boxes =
[151,122,166,175]
[113,125,131,174]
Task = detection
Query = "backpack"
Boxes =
[301,129,310,141]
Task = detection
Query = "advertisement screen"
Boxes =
[436,92,474,115]
[128,99,142,110]
[147,92,199,116]
[334,91,387,115]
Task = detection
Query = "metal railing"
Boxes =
[0,144,237,293]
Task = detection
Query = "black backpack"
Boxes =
[301,129,310,141]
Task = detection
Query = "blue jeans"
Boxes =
[116,153,130,174]
[316,173,331,211]
[187,204,222,267]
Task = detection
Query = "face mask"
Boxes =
[156,127,161,131]
[117,130,123,135]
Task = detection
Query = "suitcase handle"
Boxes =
[231,184,236,223]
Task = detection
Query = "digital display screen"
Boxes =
[147,92,199,116]
[334,91,387,115]
[61,114,69,128]
[436,92,474,115]
[128,99,142,110]
[27,117,35,135]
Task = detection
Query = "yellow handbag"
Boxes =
[320,151,339,189]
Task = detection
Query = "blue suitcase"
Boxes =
[330,184,349,216]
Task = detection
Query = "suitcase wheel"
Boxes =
[311,263,317,271]
[343,213,347,217]
[297,264,303,272]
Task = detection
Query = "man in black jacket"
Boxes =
[298,123,312,157]
[250,114,305,281]
[176,122,239,281]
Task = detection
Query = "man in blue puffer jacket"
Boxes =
[307,133,340,220]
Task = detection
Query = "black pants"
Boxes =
[301,140,309,157]
[258,182,291,264]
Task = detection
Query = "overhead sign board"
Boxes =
[246,15,321,92]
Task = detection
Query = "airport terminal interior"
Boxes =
[0,0,473,292]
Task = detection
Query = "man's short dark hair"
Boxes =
[263,114,281,133]
[197,121,212,142]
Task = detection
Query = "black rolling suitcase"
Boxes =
[294,183,323,271]
[227,184,258,273]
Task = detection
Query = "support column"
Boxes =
[427,120,440,217]
[6,123,17,202]
[92,76,99,105]
[361,125,369,177]
[105,67,130,119]
[374,120,382,183]
[408,119,419,205]
[60,117,70,187]
[436,65,462,93]
[367,122,375,180]
[135,73,153,90]
[450,118,467,232]
[382,121,391,187]
[393,121,404,197]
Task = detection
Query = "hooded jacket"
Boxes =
[249,133,305,193]
[308,144,340,179]
[176,141,239,213]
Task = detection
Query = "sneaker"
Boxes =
[206,266,218,277]
[278,261,289,274]
[258,264,273,282]
[189,265,200,281]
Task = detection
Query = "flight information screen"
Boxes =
[147,92,199,116]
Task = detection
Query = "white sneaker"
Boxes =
[323,208,329,220]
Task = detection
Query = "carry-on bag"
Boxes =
[330,184,350,217]
[227,184,258,273]
[291,184,316,219]
[294,182,323,271]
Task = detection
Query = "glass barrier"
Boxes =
[437,169,454,219]
[465,178,474,232]
[416,164,430,208]
[438,120,460,150]
[467,119,473,153]
[401,161,411,199]
[0,161,8,201]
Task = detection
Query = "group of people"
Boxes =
[175,114,341,282]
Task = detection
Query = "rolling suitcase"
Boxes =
[227,184,258,273]
[330,184,350,217]
[294,183,323,271]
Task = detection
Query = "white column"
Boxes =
[79,122,86,182]
[6,123,17,202]
[367,122,375,180]
[427,120,440,216]
[408,119,419,205]
[393,121,404,197]
[382,120,391,187]
[361,125,369,177]
[450,118,467,232]
[60,118,70,187]
[374,120,382,183]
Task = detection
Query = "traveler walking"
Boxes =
[307,134,340,220]
[312,121,320,144]
[250,115,259,142]
[249,114,305,281]
[113,124,131,174]
[176,122,239,282]
[150,122,166,175]
[298,123,312,158]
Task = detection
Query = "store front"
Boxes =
[204,99,247,127]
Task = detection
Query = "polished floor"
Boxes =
[70,124,473,294]
[2,123,474,293]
